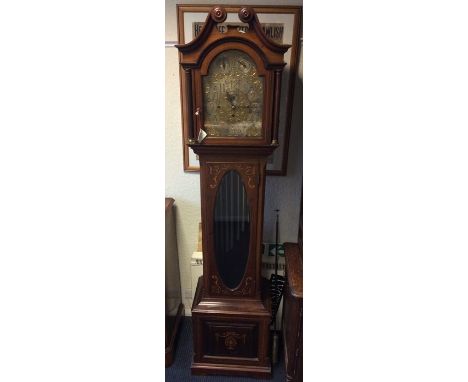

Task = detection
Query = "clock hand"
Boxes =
[226,92,236,109]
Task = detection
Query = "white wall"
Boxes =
[165,0,302,309]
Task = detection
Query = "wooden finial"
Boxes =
[210,6,227,23]
[238,7,254,23]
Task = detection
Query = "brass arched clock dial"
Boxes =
[202,50,264,138]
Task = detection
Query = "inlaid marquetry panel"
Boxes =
[208,163,258,189]
[203,321,258,358]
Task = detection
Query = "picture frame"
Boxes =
[176,4,302,175]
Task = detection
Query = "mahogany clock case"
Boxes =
[176,5,302,174]
[176,6,291,378]
[189,128,276,378]
[176,6,290,148]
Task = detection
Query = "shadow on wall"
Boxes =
[264,68,303,243]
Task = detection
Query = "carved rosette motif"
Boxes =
[210,275,255,296]
[215,331,247,350]
[208,163,257,189]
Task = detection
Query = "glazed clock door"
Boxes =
[214,169,250,289]
[202,50,264,138]
[205,162,260,297]
[194,42,274,146]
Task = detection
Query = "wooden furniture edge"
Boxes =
[165,197,175,213]
[284,242,303,298]
[165,302,185,367]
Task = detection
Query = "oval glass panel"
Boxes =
[213,170,250,289]
[203,49,264,138]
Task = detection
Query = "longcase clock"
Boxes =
[176,6,290,378]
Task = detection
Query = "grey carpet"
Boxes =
[166,317,286,381]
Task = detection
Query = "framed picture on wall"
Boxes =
[176,4,302,175]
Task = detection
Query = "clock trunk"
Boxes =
[190,148,273,378]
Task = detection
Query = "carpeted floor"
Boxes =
[166,317,286,381]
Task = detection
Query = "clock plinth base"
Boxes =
[191,276,272,379]
[191,361,272,379]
